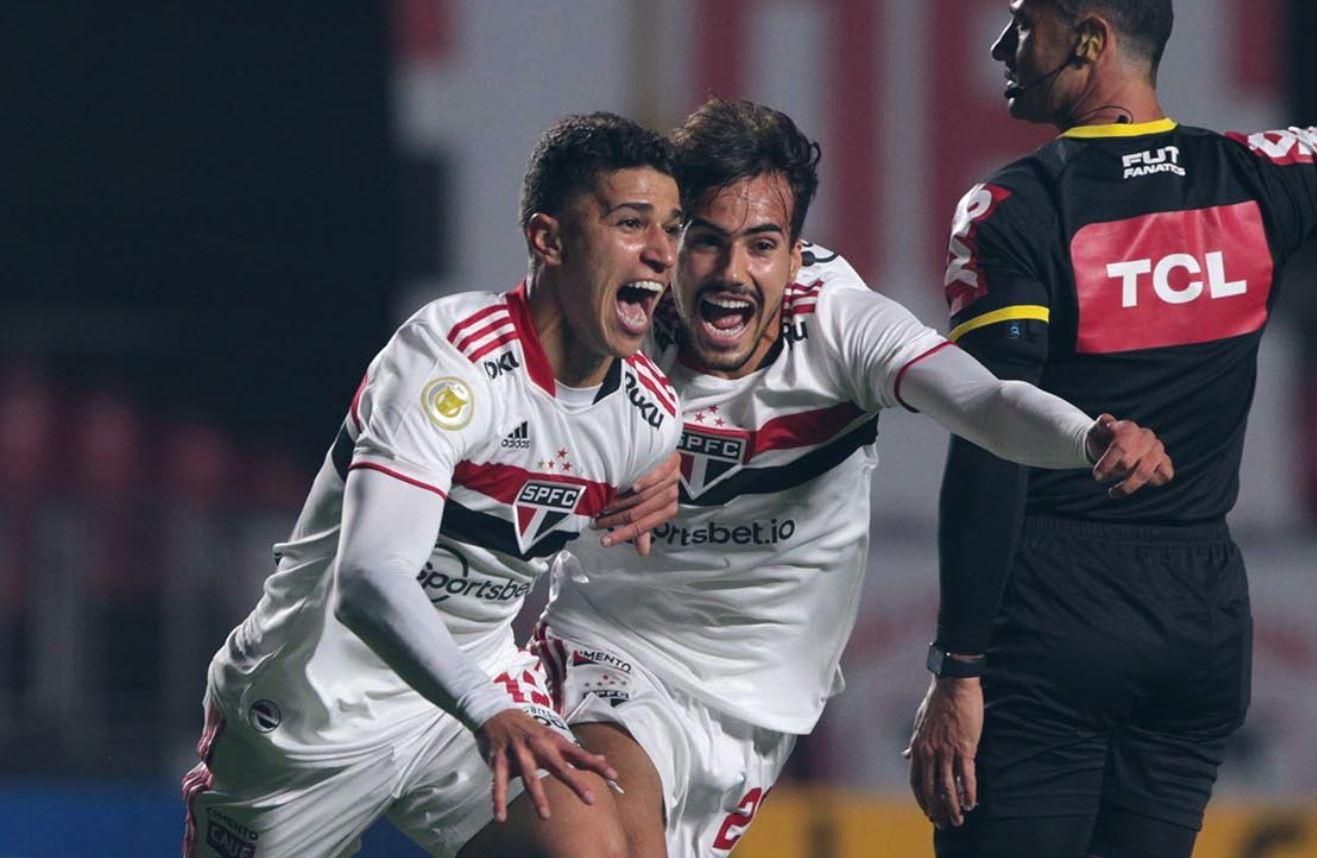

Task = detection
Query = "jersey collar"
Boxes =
[505,281,558,397]
[1062,117,1178,139]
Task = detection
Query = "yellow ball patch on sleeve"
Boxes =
[421,377,475,430]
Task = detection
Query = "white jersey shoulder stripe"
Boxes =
[447,303,517,363]
[625,354,678,415]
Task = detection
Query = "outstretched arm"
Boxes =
[334,468,615,820]
[898,345,1171,489]
[902,343,1171,828]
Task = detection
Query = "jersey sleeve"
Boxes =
[348,319,496,497]
[1225,126,1317,255]
[933,180,1052,655]
[811,255,946,412]
[944,182,1051,366]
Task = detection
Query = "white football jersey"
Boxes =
[542,247,945,734]
[209,284,681,762]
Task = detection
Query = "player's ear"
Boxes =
[787,238,804,284]
[526,212,564,268]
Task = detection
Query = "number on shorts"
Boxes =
[712,787,766,850]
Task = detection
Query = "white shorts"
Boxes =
[532,623,796,858]
[182,649,570,858]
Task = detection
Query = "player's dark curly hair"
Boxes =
[519,112,677,268]
[671,98,821,240]
[1055,0,1174,79]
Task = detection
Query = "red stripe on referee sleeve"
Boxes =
[894,341,957,412]
[348,462,449,499]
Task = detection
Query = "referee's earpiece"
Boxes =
[1072,29,1101,67]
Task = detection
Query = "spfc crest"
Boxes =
[513,480,584,552]
[678,426,749,497]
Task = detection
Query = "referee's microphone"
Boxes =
[1004,50,1083,99]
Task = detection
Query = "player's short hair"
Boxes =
[1054,0,1174,79]
[519,112,677,268]
[672,99,821,240]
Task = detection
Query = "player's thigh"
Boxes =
[186,723,395,858]
[456,771,626,858]
[575,721,668,858]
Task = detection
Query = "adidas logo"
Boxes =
[501,421,531,449]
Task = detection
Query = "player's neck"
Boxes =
[526,275,612,388]
[1057,77,1163,130]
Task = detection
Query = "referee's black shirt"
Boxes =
[937,119,1317,651]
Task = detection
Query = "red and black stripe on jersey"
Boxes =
[677,402,877,507]
[331,424,618,560]
[947,120,1317,523]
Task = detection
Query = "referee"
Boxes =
[906,2,1317,857]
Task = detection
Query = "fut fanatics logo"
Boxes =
[678,426,748,498]
[501,421,531,449]
[1122,145,1185,179]
[513,480,584,551]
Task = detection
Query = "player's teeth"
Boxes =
[623,280,664,294]
[703,298,752,309]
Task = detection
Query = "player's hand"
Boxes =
[1085,413,1174,499]
[905,675,983,829]
[475,708,618,823]
[593,452,680,555]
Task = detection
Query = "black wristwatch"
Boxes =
[926,643,986,678]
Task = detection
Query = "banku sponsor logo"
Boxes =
[517,481,583,511]
[574,648,633,673]
[1122,145,1185,179]
[416,566,531,603]
[652,518,796,547]
[483,351,521,379]
[1070,202,1272,353]
[624,372,667,429]
[679,430,744,463]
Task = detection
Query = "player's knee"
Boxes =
[541,816,627,858]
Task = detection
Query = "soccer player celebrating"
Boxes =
[182,113,684,858]
[907,2,1317,857]
[533,98,1173,858]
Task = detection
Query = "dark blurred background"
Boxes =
[2,2,1314,856]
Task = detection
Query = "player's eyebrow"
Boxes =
[604,201,657,216]
[686,216,786,238]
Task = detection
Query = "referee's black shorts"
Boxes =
[936,515,1251,858]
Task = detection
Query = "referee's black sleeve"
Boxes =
[935,324,1046,654]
